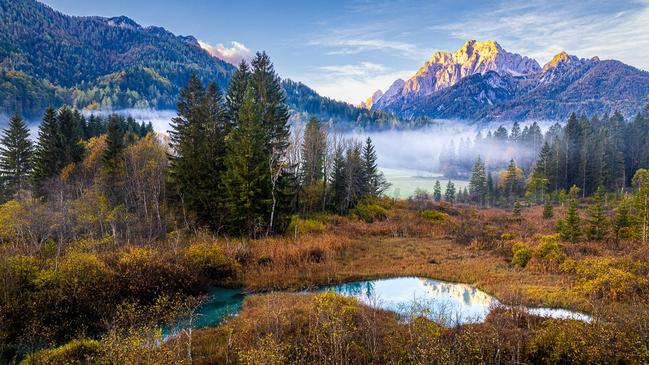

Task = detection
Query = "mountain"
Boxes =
[0,0,412,130]
[0,0,235,116]
[368,40,649,121]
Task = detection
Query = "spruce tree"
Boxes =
[543,201,554,219]
[103,115,126,170]
[0,113,33,199]
[57,106,85,165]
[586,186,608,240]
[225,60,250,122]
[433,180,442,202]
[223,86,269,237]
[469,157,487,205]
[32,107,61,193]
[361,137,388,197]
[301,118,326,186]
[558,186,581,243]
[445,180,456,203]
[329,147,347,214]
[249,52,292,233]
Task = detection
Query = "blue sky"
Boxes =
[42,0,649,104]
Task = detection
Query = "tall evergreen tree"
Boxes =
[329,147,347,214]
[223,86,269,237]
[558,186,582,243]
[586,186,608,241]
[57,106,85,165]
[361,137,388,197]
[433,180,442,202]
[469,157,487,206]
[103,114,126,170]
[0,113,33,199]
[32,107,61,193]
[445,180,456,203]
[301,118,327,186]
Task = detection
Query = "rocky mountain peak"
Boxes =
[382,40,541,102]
[543,51,580,71]
[360,89,384,109]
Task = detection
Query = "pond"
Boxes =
[183,277,590,330]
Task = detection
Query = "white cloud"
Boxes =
[431,0,649,70]
[198,40,252,65]
[299,62,413,104]
[318,38,425,59]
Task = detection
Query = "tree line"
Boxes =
[0,52,387,247]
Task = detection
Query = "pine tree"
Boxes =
[103,115,126,170]
[329,147,347,214]
[558,186,581,243]
[613,196,633,241]
[301,118,327,186]
[632,169,649,244]
[586,186,608,240]
[225,60,250,122]
[57,106,85,165]
[0,113,33,199]
[32,107,61,194]
[433,180,442,202]
[469,157,487,205]
[543,201,554,219]
[249,52,292,233]
[444,180,455,203]
[361,137,388,197]
[223,86,269,237]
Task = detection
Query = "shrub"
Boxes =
[420,210,448,223]
[20,338,100,365]
[185,243,239,281]
[511,242,532,267]
[560,257,649,300]
[351,202,388,223]
[285,216,326,236]
[534,234,565,265]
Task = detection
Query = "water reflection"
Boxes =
[188,277,591,330]
[325,277,497,325]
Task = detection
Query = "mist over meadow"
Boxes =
[6,107,560,180]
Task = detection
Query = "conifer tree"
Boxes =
[632,169,649,244]
[586,186,608,240]
[57,106,85,165]
[223,86,269,237]
[469,157,487,205]
[103,114,126,171]
[543,200,554,219]
[0,113,33,199]
[225,60,250,122]
[558,185,581,243]
[433,180,442,202]
[32,107,61,193]
[361,137,388,197]
[329,147,347,214]
[445,180,455,203]
[301,118,326,186]
[613,196,633,241]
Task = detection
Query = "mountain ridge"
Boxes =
[366,40,649,121]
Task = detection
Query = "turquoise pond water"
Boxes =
[177,277,590,331]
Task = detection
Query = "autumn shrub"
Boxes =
[117,247,196,301]
[420,209,448,223]
[20,338,100,365]
[351,199,388,223]
[560,257,649,300]
[285,215,326,236]
[511,242,532,267]
[527,319,647,364]
[185,242,239,282]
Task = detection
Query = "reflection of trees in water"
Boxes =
[334,281,375,299]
